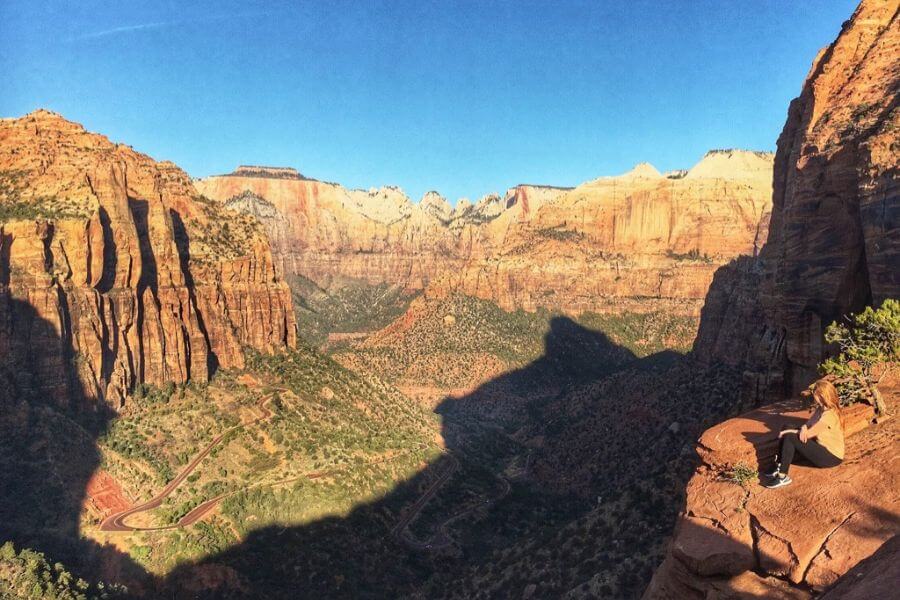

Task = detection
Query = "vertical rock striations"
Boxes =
[694,0,899,399]
[0,111,295,410]
[197,150,774,317]
[650,2,900,597]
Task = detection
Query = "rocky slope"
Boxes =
[643,381,898,599]
[0,111,296,409]
[648,2,900,597]
[695,0,899,400]
[196,150,773,317]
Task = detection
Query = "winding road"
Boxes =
[99,391,434,533]
[99,395,274,532]
[99,385,515,544]
[393,420,517,551]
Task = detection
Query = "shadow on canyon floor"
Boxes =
[157,318,705,599]
[0,298,148,591]
[1,301,738,599]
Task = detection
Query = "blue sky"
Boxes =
[1,1,858,203]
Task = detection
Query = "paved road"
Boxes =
[394,420,518,551]
[99,390,432,533]
[391,454,459,546]
[99,395,273,532]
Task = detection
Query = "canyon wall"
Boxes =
[649,2,900,597]
[694,0,899,399]
[432,153,773,314]
[0,111,296,410]
[197,150,774,317]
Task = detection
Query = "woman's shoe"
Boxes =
[763,474,792,489]
[763,464,781,478]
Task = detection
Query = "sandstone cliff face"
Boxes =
[649,3,900,597]
[0,111,296,409]
[435,151,773,315]
[695,0,899,397]
[197,150,773,316]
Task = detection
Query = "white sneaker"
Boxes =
[763,474,792,489]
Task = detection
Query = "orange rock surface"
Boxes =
[196,150,773,316]
[644,384,898,599]
[0,111,296,409]
[695,0,900,398]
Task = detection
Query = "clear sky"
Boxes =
[1,0,859,203]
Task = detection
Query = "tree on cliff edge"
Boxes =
[820,299,899,415]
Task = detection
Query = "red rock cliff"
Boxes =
[197,150,773,317]
[643,382,898,599]
[0,111,296,410]
[694,0,899,400]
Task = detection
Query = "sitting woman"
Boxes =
[764,379,845,489]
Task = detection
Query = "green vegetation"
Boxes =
[0,170,90,222]
[724,462,757,487]
[0,542,123,599]
[186,195,266,262]
[821,299,899,414]
[92,344,438,574]
[337,294,696,394]
[665,248,712,263]
[578,310,696,356]
[535,226,585,242]
[288,275,418,347]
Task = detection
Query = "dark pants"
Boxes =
[777,432,842,475]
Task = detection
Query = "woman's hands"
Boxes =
[778,426,812,441]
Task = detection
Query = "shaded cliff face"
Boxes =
[649,2,900,597]
[197,150,773,316]
[695,0,899,397]
[0,111,296,409]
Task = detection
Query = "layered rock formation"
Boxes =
[433,150,773,314]
[644,382,898,599]
[648,2,900,597]
[197,150,774,317]
[0,111,296,409]
[695,0,899,398]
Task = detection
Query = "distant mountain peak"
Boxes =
[230,165,309,180]
[685,149,774,180]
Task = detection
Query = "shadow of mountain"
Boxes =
[155,317,742,599]
[0,295,147,592]
[154,316,635,598]
[0,302,743,599]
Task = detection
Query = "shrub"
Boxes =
[820,299,899,415]
[724,462,757,487]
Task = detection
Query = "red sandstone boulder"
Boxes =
[644,385,898,599]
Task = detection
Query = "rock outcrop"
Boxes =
[695,0,899,398]
[0,111,296,410]
[197,150,773,317]
[649,4,900,597]
[643,382,898,599]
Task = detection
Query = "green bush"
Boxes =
[0,541,125,598]
[724,462,757,487]
[820,299,899,414]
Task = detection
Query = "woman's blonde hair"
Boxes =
[811,379,844,429]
